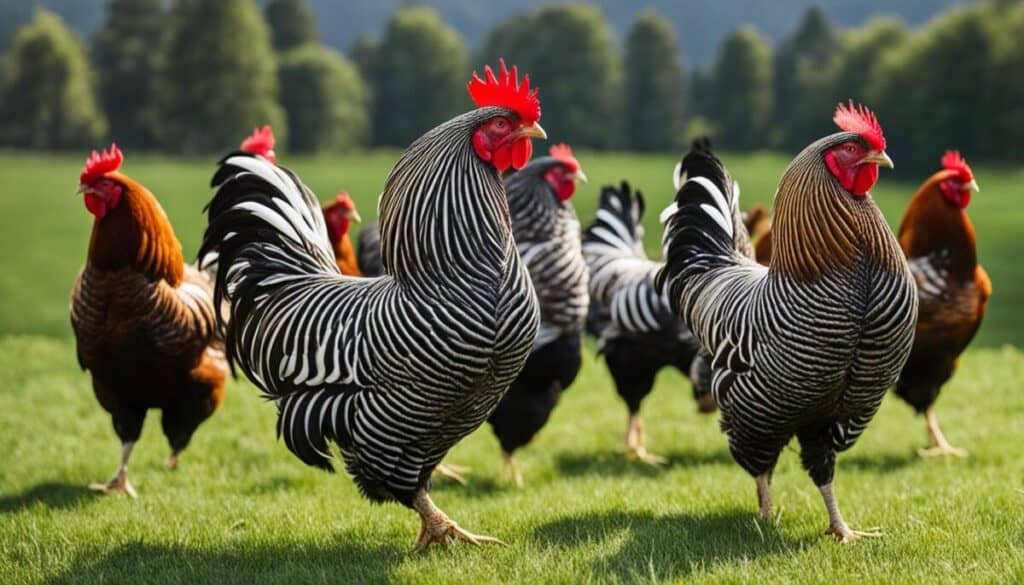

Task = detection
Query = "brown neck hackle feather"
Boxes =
[770,134,904,282]
[898,169,977,282]
[87,172,185,286]
[334,234,362,277]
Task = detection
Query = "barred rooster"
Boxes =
[582,180,712,465]
[487,144,589,486]
[198,60,545,550]
[657,104,917,543]
[71,145,228,497]
[894,150,989,457]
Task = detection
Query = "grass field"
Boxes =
[1,150,1023,583]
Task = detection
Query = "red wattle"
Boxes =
[84,193,108,220]
[851,164,878,196]
[556,181,575,201]
[512,138,532,170]
[492,145,512,172]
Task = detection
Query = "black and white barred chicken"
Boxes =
[657,104,917,543]
[198,60,546,551]
[487,144,589,486]
[582,179,714,466]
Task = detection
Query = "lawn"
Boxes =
[1,150,1022,584]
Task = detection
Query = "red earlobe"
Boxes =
[472,132,492,162]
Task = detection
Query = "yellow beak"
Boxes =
[571,169,588,184]
[520,122,547,140]
[863,150,894,169]
[967,179,980,193]
[347,209,362,224]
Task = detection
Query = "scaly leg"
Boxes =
[166,450,180,470]
[819,483,881,543]
[918,406,968,458]
[756,473,773,520]
[411,491,505,552]
[89,441,138,498]
[625,414,666,465]
[434,463,469,485]
[503,451,524,488]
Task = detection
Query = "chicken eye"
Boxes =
[495,119,507,129]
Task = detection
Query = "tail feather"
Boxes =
[655,139,743,302]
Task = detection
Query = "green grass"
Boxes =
[1,150,1023,583]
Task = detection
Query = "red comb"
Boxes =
[240,125,277,163]
[334,192,354,208]
[833,100,885,151]
[468,59,541,125]
[549,143,580,172]
[80,144,123,185]
[941,150,973,182]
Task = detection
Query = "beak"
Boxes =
[348,209,363,224]
[570,169,588,184]
[520,122,547,140]
[863,150,894,169]
[967,179,980,193]
[75,184,87,196]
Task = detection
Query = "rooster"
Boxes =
[657,103,917,543]
[198,60,546,550]
[322,192,363,276]
[582,181,713,465]
[487,143,589,486]
[743,203,773,264]
[71,145,228,498]
[894,150,989,457]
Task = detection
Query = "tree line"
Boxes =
[0,0,1020,172]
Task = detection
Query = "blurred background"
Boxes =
[0,0,1020,345]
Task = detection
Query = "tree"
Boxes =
[278,45,369,152]
[265,0,319,51]
[0,9,106,149]
[157,0,285,154]
[773,6,837,148]
[624,9,685,151]
[868,5,1000,172]
[93,0,163,148]
[362,6,468,147]
[709,26,773,150]
[478,4,622,149]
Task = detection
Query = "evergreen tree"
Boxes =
[624,9,685,151]
[265,0,319,51]
[710,26,773,150]
[278,45,368,152]
[158,0,285,154]
[93,0,163,148]
[478,4,622,149]
[0,9,106,149]
[364,6,468,147]
[773,6,837,147]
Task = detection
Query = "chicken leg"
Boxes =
[503,451,524,488]
[819,483,881,543]
[411,491,505,552]
[756,473,773,520]
[918,406,968,458]
[433,463,470,485]
[89,441,138,498]
[625,414,666,465]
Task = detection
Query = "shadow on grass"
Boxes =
[839,451,919,473]
[242,475,307,495]
[0,481,92,513]
[531,509,809,580]
[554,447,733,479]
[46,536,403,584]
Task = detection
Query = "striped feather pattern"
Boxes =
[198,107,539,505]
[658,137,917,484]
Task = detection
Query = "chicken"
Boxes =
[581,180,712,466]
[355,221,383,277]
[894,150,989,458]
[743,203,773,264]
[487,143,589,486]
[198,60,546,550]
[239,125,278,164]
[70,145,228,498]
[322,192,363,276]
[657,103,917,543]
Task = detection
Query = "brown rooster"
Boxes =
[743,203,773,265]
[71,145,228,497]
[895,150,989,457]
[322,192,363,276]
